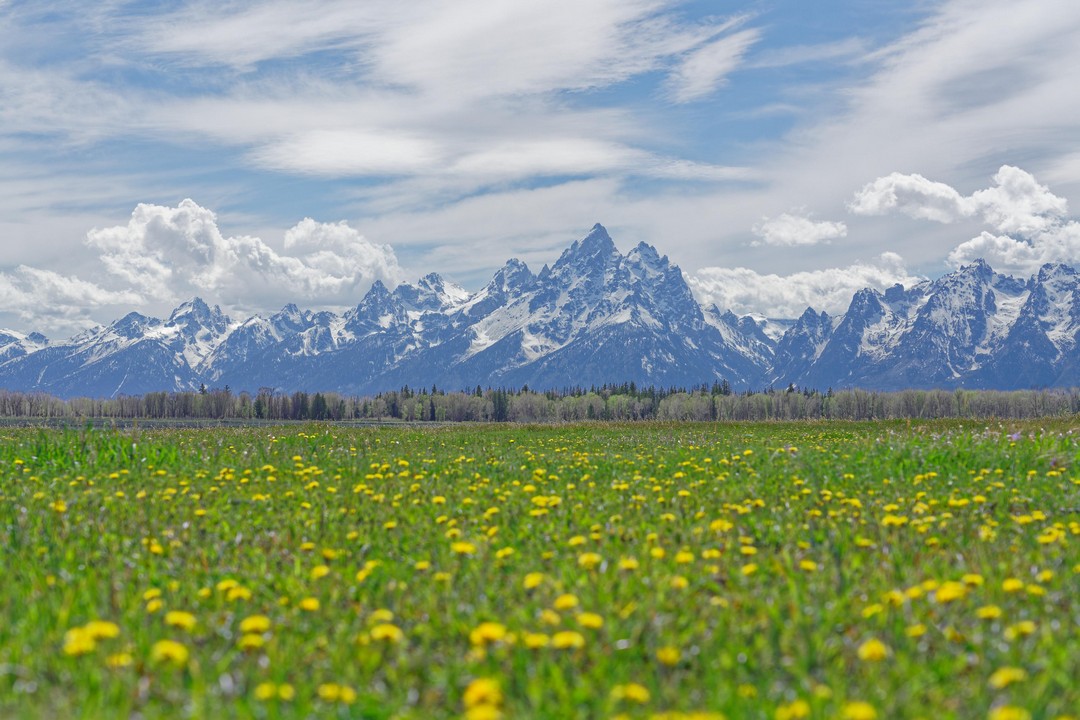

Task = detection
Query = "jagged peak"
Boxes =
[552,224,619,271]
[1036,262,1077,282]
[167,296,228,327]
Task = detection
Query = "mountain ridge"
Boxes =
[1,224,1078,398]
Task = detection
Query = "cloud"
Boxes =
[688,252,921,317]
[851,165,1080,275]
[0,266,141,332]
[751,213,847,246]
[667,29,760,103]
[85,199,402,307]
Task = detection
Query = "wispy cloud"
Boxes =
[666,29,760,103]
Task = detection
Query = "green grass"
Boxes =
[1,420,1078,719]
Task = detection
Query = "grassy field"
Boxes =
[1,420,1078,719]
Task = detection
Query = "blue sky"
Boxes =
[2,0,1080,336]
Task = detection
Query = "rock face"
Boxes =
[0,224,1077,398]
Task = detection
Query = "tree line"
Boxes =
[0,382,1078,422]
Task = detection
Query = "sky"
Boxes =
[2,0,1080,337]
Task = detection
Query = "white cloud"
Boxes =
[751,213,847,246]
[688,252,921,317]
[852,165,1080,275]
[0,266,141,333]
[667,29,760,103]
[849,172,970,223]
[85,199,402,307]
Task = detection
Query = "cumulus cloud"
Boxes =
[851,165,1080,275]
[751,213,847,246]
[0,266,141,331]
[84,199,402,308]
[688,252,921,318]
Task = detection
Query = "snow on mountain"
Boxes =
[0,224,1078,398]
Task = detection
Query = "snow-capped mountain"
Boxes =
[0,224,1078,398]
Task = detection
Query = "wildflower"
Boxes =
[298,597,320,612]
[523,632,550,649]
[619,557,640,571]
[610,683,651,703]
[578,552,602,570]
[84,621,120,640]
[988,708,1031,720]
[656,646,681,666]
[452,541,477,555]
[776,699,811,720]
[857,638,889,662]
[1002,578,1024,593]
[463,677,503,708]
[254,682,277,701]
[523,572,545,589]
[310,565,330,580]
[370,623,405,644]
[1004,621,1036,640]
[239,615,271,634]
[842,702,877,720]
[577,612,604,629]
[105,652,132,668]
[799,560,818,572]
[551,630,585,649]
[469,622,508,647]
[150,639,190,667]
[988,667,1028,689]
[977,605,1003,620]
[554,594,579,610]
[934,582,967,603]
[164,611,197,632]
[238,634,264,650]
[62,628,96,657]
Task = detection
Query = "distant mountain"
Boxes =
[0,224,1077,398]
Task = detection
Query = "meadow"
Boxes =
[1,420,1077,719]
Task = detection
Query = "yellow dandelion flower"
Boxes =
[238,633,264,650]
[577,612,604,629]
[841,701,878,720]
[977,605,1003,620]
[164,611,197,632]
[310,565,331,580]
[776,699,811,720]
[551,630,585,649]
[554,594,579,610]
[619,557,640,571]
[463,677,503,708]
[1002,578,1024,593]
[84,621,120,640]
[523,632,549,649]
[988,708,1031,720]
[62,628,96,657]
[1004,621,1036,640]
[799,560,818,572]
[988,667,1028,689]
[934,581,967,603]
[298,597,320,612]
[452,541,477,555]
[656,646,681,666]
[370,623,405,644]
[254,682,277,701]
[469,622,508,647]
[610,682,651,703]
[105,652,132,668]
[226,586,252,602]
[523,572,546,589]
[239,615,271,634]
[857,638,889,662]
[150,639,189,667]
[578,552,602,570]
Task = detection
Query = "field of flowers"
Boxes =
[1,420,1078,719]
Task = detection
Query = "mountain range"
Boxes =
[1,224,1078,398]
